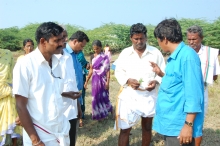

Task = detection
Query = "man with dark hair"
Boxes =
[64,30,89,143]
[187,25,220,146]
[115,23,165,146]
[13,22,70,146]
[152,18,204,146]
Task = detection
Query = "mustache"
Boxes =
[57,45,63,49]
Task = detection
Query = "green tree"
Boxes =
[0,27,20,51]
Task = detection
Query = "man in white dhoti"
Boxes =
[187,25,220,146]
[13,22,70,146]
[115,23,165,146]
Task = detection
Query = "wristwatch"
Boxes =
[185,121,193,127]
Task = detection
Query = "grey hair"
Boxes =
[187,25,203,38]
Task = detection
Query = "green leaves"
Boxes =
[139,78,144,84]
[1,18,220,53]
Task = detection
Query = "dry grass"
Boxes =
[12,52,220,146]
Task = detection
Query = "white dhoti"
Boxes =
[23,117,70,146]
[115,87,157,130]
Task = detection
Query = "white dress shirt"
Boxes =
[115,45,165,129]
[197,45,220,115]
[198,45,220,84]
[56,50,79,120]
[13,48,70,146]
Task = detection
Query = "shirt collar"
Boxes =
[197,44,205,55]
[34,47,47,65]
[168,41,185,61]
[34,47,59,70]
[129,44,154,56]
[65,43,76,54]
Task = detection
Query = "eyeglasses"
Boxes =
[51,70,61,79]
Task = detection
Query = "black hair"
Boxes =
[23,38,34,47]
[154,18,182,43]
[187,25,203,38]
[35,22,64,44]
[130,23,147,37]
[69,30,89,42]
[92,40,102,47]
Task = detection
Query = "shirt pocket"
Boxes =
[160,73,182,91]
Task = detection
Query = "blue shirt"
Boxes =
[65,44,83,91]
[153,42,204,137]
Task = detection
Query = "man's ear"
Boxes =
[130,35,132,41]
[73,39,78,45]
[201,36,204,41]
[40,38,47,48]
[164,38,168,44]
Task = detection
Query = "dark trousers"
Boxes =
[69,118,78,146]
[81,74,86,118]
[164,136,195,146]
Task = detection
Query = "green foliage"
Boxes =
[0,18,220,53]
[18,23,40,49]
[0,27,20,51]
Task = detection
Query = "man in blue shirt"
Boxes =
[152,18,204,146]
[64,30,89,146]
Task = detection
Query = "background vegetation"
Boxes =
[1,18,220,53]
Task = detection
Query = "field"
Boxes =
[12,52,220,146]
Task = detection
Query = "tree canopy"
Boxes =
[0,18,220,54]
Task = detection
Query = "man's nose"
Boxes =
[188,40,194,44]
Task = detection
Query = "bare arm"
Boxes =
[61,91,81,100]
[15,95,44,146]
[149,61,164,77]
[84,64,93,89]
[105,70,110,90]
[178,113,196,145]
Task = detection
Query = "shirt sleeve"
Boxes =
[13,59,30,98]
[114,52,129,86]
[183,59,204,113]
[213,50,220,75]
[77,51,88,68]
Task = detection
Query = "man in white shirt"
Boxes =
[187,25,220,146]
[56,28,82,146]
[115,23,165,146]
[13,22,70,146]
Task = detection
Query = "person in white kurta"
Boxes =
[187,25,220,146]
[115,23,165,146]
[56,48,82,146]
[13,22,70,146]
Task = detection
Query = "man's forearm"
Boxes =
[185,113,196,124]
[16,100,40,144]
[62,92,74,99]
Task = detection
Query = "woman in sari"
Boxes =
[0,49,21,146]
[84,40,114,120]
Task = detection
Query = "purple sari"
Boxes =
[91,53,113,120]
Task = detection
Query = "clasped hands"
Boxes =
[127,78,157,91]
